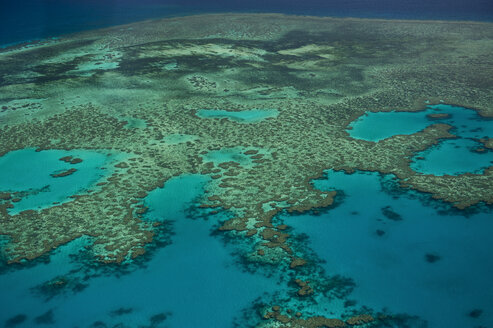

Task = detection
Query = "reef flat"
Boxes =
[0,13,492,326]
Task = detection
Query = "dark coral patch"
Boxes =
[110,307,133,316]
[50,168,77,178]
[34,310,55,325]
[469,309,483,318]
[425,253,441,263]
[5,314,27,327]
[381,206,403,221]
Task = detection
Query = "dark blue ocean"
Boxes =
[1,0,493,46]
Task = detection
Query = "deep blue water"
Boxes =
[1,0,493,46]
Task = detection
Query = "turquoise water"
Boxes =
[283,170,493,328]
[1,105,492,326]
[348,104,493,175]
[349,111,432,141]
[196,109,279,123]
[412,138,493,175]
[3,170,491,327]
[0,174,280,327]
[0,148,123,215]
[348,104,492,141]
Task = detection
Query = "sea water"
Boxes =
[348,104,493,175]
[0,174,280,327]
[347,104,492,142]
[0,148,124,215]
[412,138,493,175]
[2,0,492,46]
[283,170,493,328]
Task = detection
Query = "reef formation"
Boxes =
[0,13,492,326]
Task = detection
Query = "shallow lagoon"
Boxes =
[283,170,493,328]
[0,148,123,215]
[347,104,492,141]
[348,104,493,175]
[412,138,493,175]
[0,174,280,327]
[196,108,279,123]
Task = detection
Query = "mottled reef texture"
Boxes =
[0,14,492,324]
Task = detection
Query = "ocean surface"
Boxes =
[1,0,493,46]
[284,170,493,328]
[0,175,282,327]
